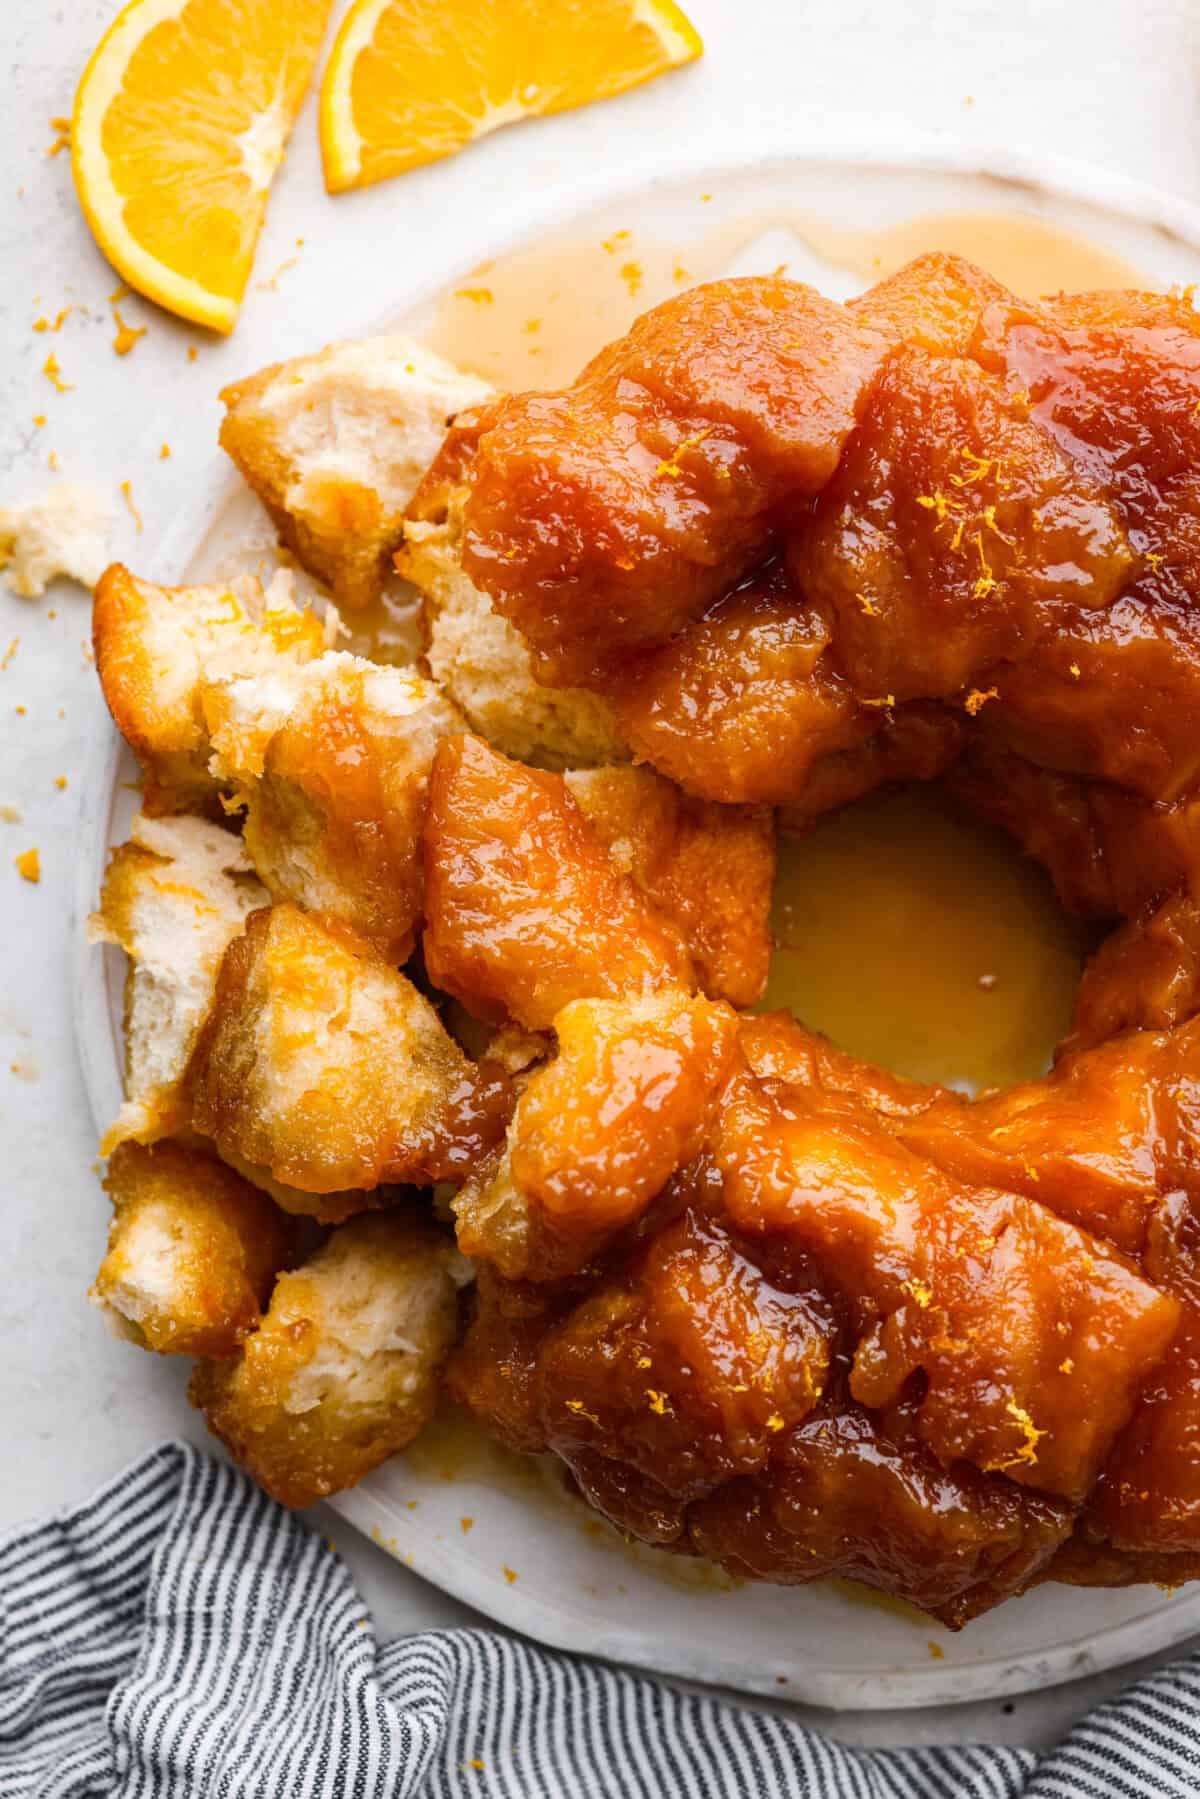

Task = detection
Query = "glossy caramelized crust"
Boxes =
[898,1019,1200,1253]
[93,1140,290,1357]
[714,1055,1178,1503]
[205,653,463,963]
[688,1402,1073,1628]
[845,252,1014,355]
[189,904,511,1194]
[794,344,1132,703]
[459,277,890,683]
[192,1211,466,1508]
[564,765,775,1007]
[1084,1194,1200,1555]
[945,741,1200,922]
[93,563,329,812]
[1065,893,1200,1055]
[422,734,695,1030]
[454,993,738,1280]
[612,557,873,806]
[967,291,1200,801]
[449,1017,1188,1616]
[441,256,1200,831]
[539,1197,836,1501]
[776,706,965,838]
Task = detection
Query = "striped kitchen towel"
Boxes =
[2,1444,1199,1797]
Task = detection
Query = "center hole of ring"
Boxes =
[760,783,1094,1096]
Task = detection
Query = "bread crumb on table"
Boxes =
[0,484,112,597]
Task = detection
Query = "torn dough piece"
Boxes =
[188,902,510,1195]
[220,335,492,611]
[400,487,627,770]
[92,1139,289,1357]
[422,733,695,1032]
[93,562,334,811]
[565,763,776,1009]
[89,811,268,1153]
[191,1211,470,1506]
[0,483,113,596]
[204,650,463,963]
[455,990,738,1280]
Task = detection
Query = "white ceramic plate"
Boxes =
[76,149,1200,1710]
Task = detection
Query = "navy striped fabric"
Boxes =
[2,1445,1199,1797]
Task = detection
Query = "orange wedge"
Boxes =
[71,0,334,333]
[319,0,703,194]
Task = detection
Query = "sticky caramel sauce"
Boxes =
[762,788,1089,1094]
[786,207,1149,300]
[424,207,1152,391]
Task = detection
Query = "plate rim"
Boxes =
[72,138,1200,1711]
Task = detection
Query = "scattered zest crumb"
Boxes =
[602,229,631,254]
[502,1566,518,1584]
[258,252,301,293]
[33,307,72,334]
[455,287,494,305]
[32,415,45,429]
[1,639,18,671]
[120,479,143,533]
[1068,662,1081,680]
[0,805,22,824]
[47,451,59,472]
[187,346,198,362]
[46,117,70,157]
[644,1387,670,1415]
[963,686,998,716]
[159,443,171,459]
[14,847,40,883]
[54,775,67,790]
[460,1516,474,1534]
[619,259,643,296]
[42,354,72,393]
[109,285,146,355]
[928,1640,945,1660]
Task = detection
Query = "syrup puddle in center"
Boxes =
[761,787,1089,1094]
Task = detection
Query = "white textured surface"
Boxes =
[2,0,1200,1753]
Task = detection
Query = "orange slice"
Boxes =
[319,0,703,194]
[71,0,334,333]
